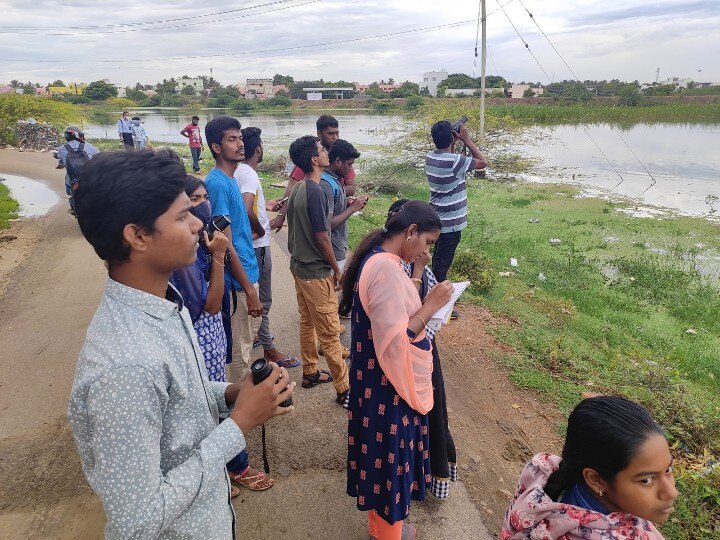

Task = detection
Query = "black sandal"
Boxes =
[336,389,349,406]
[302,369,333,388]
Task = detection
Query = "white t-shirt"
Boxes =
[234,163,270,248]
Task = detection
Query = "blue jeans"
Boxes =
[65,173,75,212]
[190,147,201,172]
[219,417,249,474]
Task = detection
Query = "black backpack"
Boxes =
[64,142,89,181]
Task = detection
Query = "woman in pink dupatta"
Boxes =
[502,396,677,540]
[340,201,453,540]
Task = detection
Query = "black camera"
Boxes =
[452,116,468,134]
[199,214,230,249]
[207,214,230,240]
[251,358,293,408]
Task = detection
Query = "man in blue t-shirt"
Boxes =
[204,117,262,380]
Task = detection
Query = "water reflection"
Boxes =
[0,174,60,217]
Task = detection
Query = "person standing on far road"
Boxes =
[68,149,294,539]
[425,120,488,308]
[116,110,134,151]
[181,115,205,173]
[286,135,350,405]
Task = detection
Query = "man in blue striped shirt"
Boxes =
[425,120,488,292]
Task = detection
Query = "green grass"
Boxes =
[487,101,720,124]
[0,182,19,229]
[327,164,720,539]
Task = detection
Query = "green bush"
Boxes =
[0,94,80,146]
[265,94,291,108]
[105,97,137,109]
[160,94,182,107]
[64,94,91,105]
[405,95,424,110]
[359,161,418,195]
[230,99,256,112]
[373,99,394,112]
[449,248,494,294]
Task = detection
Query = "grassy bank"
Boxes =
[0,182,19,230]
[264,166,720,539]
[486,101,720,124]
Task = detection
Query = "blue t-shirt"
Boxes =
[204,167,259,290]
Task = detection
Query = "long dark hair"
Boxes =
[544,396,666,501]
[339,200,441,315]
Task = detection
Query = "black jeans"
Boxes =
[431,231,462,282]
[121,132,134,151]
[428,338,456,477]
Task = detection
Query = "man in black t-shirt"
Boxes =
[286,135,349,406]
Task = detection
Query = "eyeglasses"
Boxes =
[318,147,329,154]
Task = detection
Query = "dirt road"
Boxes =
[0,149,559,539]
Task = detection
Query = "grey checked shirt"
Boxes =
[68,278,245,539]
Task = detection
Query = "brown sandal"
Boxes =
[229,469,275,491]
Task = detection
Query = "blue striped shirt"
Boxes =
[425,150,472,233]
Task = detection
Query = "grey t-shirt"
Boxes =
[287,179,332,279]
[320,170,347,261]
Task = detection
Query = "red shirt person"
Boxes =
[269,115,356,232]
[181,115,205,173]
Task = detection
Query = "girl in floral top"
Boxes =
[502,396,678,539]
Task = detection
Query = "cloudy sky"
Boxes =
[1,0,718,86]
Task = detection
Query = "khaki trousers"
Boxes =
[293,275,349,393]
[227,283,262,382]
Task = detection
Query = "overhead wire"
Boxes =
[0,19,477,64]
[495,0,628,188]
[516,0,656,192]
[0,0,320,36]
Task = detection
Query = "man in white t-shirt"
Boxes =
[235,127,300,369]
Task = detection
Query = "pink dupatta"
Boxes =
[358,252,434,414]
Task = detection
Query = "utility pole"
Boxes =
[479,0,487,141]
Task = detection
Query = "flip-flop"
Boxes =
[273,355,300,368]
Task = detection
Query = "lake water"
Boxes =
[84,109,719,218]
[83,109,406,150]
[519,123,720,218]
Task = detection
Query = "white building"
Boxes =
[509,83,544,99]
[177,77,204,95]
[421,70,448,97]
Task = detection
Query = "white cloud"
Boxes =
[0,0,718,85]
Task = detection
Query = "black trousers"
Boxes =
[431,231,461,282]
[121,132,134,151]
[428,338,456,478]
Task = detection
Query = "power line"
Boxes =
[495,0,627,188]
[0,0,318,36]
[516,0,656,191]
[0,19,477,64]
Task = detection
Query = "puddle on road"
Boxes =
[0,173,60,217]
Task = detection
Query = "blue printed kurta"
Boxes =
[346,247,431,525]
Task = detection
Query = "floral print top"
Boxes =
[502,453,665,540]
